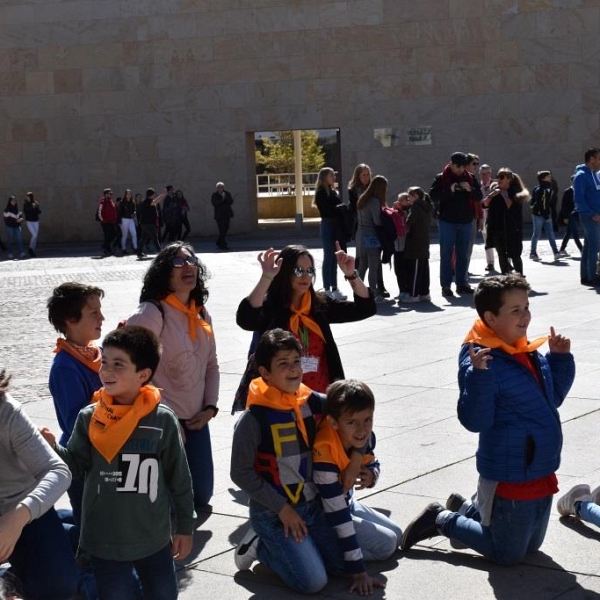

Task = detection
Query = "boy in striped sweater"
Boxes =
[313,379,401,594]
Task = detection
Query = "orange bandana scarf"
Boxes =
[289,291,325,343]
[463,318,548,355]
[246,377,312,445]
[54,338,101,373]
[163,294,213,341]
[89,385,161,463]
[313,418,371,471]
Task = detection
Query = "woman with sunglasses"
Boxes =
[484,169,530,276]
[128,242,219,508]
[236,244,375,394]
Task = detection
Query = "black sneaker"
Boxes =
[456,285,474,294]
[441,287,454,297]
[445,492,467,513]
[28,247,36,257]
[401,502,444,551]
[485,263,493,271]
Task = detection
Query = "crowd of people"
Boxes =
[3,148,600,599]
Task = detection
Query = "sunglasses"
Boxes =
[497,174,512,180]
[173,255,199,268]
[293,266,316,278]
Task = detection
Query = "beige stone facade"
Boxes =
[1,0,598,242]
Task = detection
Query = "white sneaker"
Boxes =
[329,289,347,301]
[234,527,259,570]
[557,484,591,517]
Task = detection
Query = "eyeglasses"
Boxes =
[497,174,512,180]
[173,256,199,268]
[293,266,316,278]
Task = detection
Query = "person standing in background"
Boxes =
[97,188,118,257]
[211,182,234,250]
[23,192,41,258]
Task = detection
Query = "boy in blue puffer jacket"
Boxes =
[401,274,575,564]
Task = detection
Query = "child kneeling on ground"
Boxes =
[231,328,347,594]
[44,325,195,600]
[402,274,575,565]
[313,379,400,594]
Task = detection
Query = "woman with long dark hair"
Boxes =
[118,188,137,254]
[3,196,25,259]
[127,242,219,508]
[484,168,530,276]
[23,192,41,257]
[236,244,375,396]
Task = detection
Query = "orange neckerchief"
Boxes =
[289,291,325,342]
[463,318,548,355]
[313,418,371,471]
[162,294,213,341]
[246,377,312,445]
[54,338,101,373]
[89,385,161,463]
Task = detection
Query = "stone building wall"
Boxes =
[0,0,598,242]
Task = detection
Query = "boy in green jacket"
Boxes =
[44,325,194,600]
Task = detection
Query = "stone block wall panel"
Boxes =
[0,0,598,242]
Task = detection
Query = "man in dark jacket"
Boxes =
[211,182,234,250]
[430,152,482,297]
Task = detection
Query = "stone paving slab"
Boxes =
[2,227,600,599]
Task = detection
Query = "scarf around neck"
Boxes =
[246,377,312,445]
[89,385,161,464]
[463,318,548,355]
[163,294,213,341]
[289,291,325,343]
[54,338,101,373]
[313,418,371,472]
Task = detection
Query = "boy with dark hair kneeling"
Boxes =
[231,328,346,594]
[313,379,399,594]
[44,326,194,599]
[402,275,574,565]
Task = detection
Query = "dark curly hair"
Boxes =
[139,242,209,305]
[264,245,325,312]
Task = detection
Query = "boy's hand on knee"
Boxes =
[349,571,386,596]
[171,534,193,561]
[278,504,307,542]
[548,326,571,353]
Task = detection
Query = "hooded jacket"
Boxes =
[573,163,600,217]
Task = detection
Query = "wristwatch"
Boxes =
[344,270,359,281]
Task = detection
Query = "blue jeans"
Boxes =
[320,218,338,290]
[8,507,79,600]
[91,544,176,600]
[250,500,345,594]
[577,500,600,527]
[530,215,558,255]
[580,214,600,280]
[440,495,552,565]
[438,220,471,288]
[5,226,24,255]
[351,500,402,560]
[181,421,214,507]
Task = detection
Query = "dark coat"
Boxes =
[236,293,376,383]
[211,190,234,221]
[404,198,433,261]
[485,193,523,255]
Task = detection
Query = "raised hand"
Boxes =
[548,326,571,354]
[258,247,281,278]
[335,241,355,276]
[469,342,492,370]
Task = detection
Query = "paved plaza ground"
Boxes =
[2,224,600,599]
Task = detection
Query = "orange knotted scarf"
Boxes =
[463,318,548,355]
[313,418,371,471]
[54,338,101,373]
[246,377,312,445]
[289,291,325,343]
[89,385,161,463]
[162,294,213,341]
